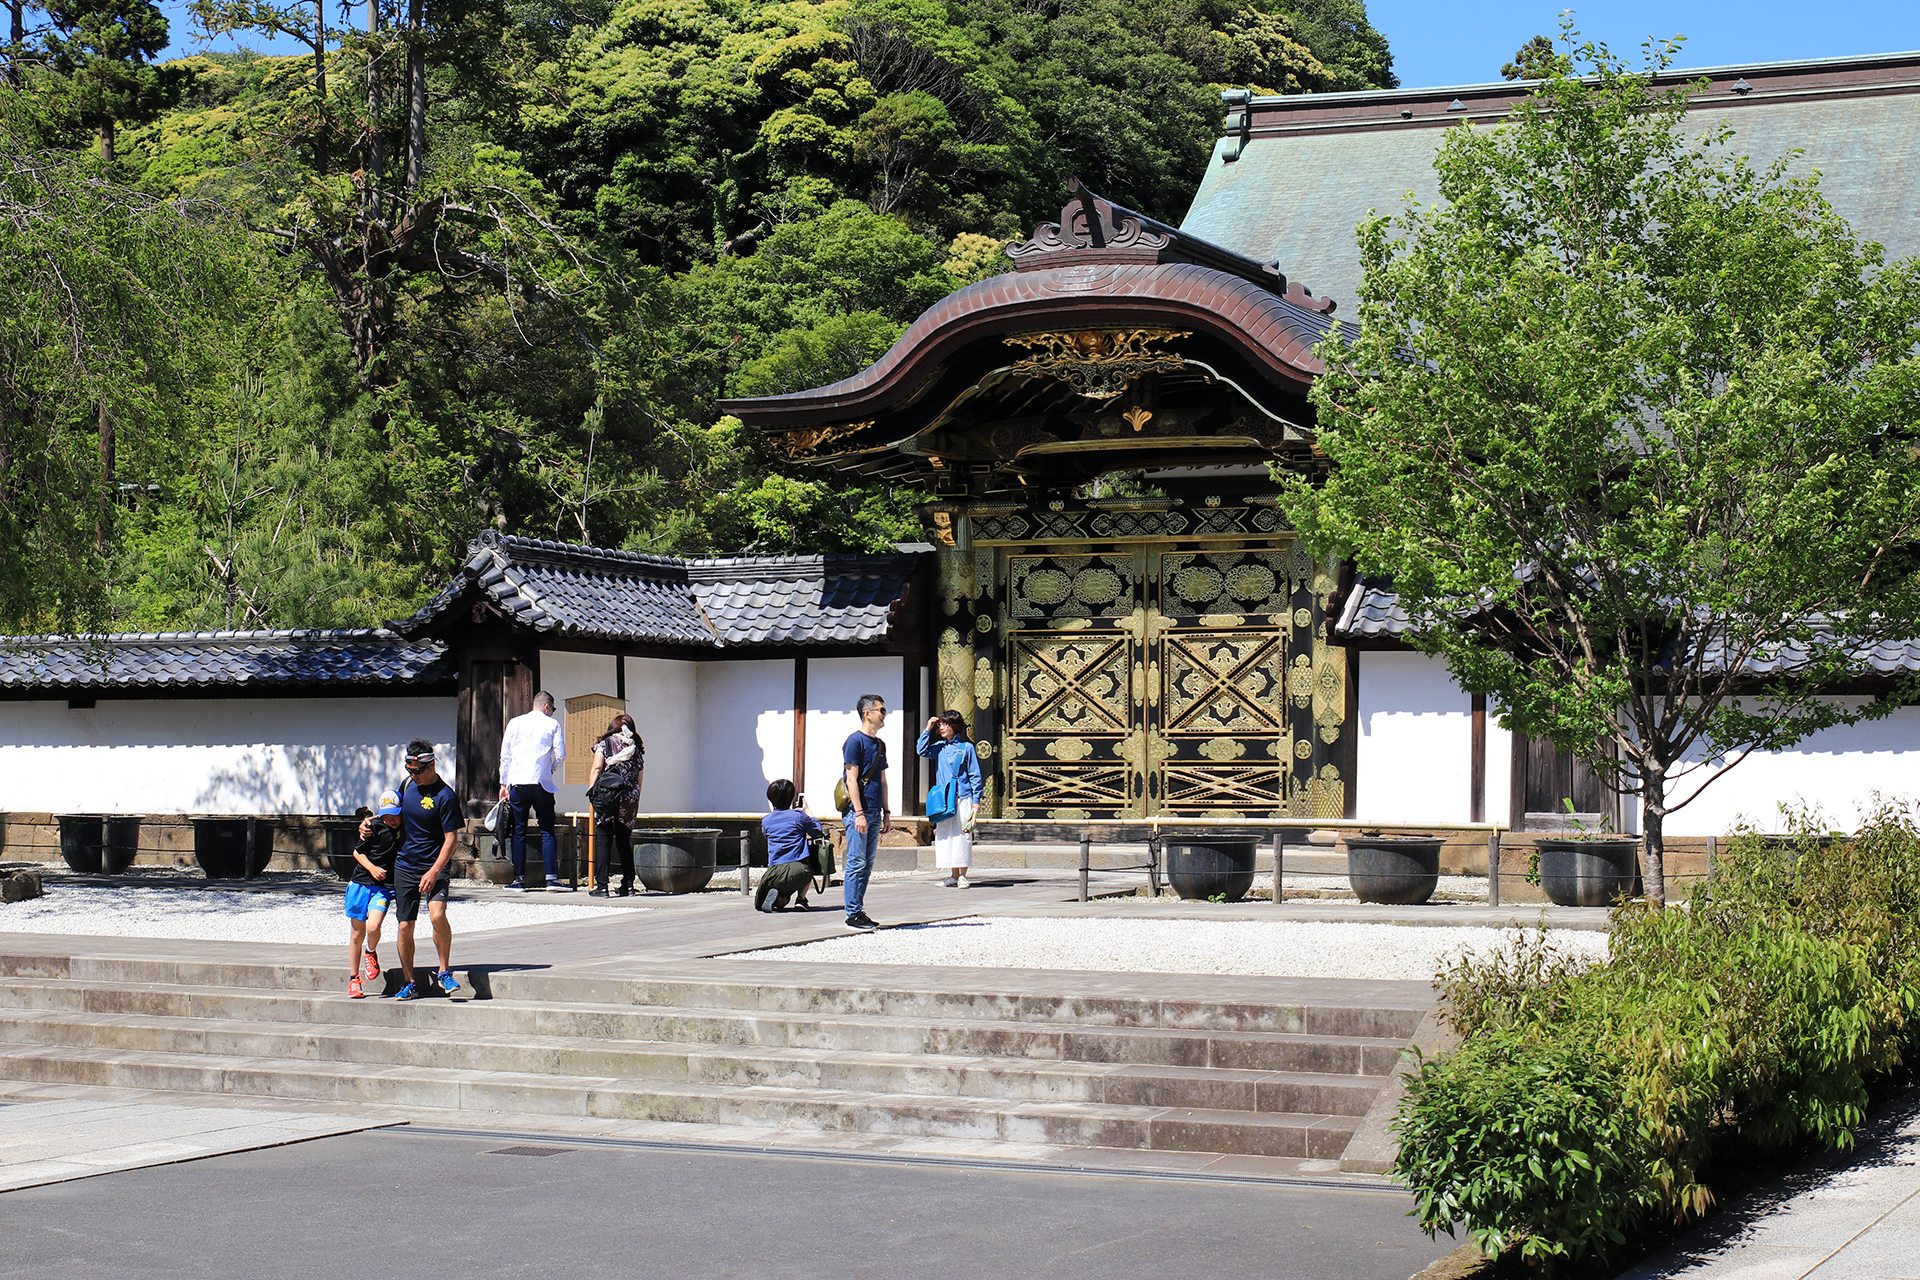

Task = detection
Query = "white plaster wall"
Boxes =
[535,650,619,815]
[804,657,905,813]
[696,660,796,812]
[0,697,455,815]
[623,657,698,814]
[1355,651,1490,824]
[1654,700,1920,836]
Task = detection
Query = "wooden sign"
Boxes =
[564,693,625,784]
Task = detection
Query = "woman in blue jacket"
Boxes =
[917,709,984,888]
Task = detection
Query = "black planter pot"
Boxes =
[324,822,363,881]
[55,814,142,875]
[1537,838,1641,907]
[633,828,720,894]
[1165,839,1258,902]
[1345,836,1442,905]
[191,817,276,880]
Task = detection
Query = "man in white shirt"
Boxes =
[498,691,566,891]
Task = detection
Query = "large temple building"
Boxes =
[7,52,1920,838]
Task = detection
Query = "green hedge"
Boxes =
[1393,802,1920,1272]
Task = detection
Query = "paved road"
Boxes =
[0,1127,1442,1280]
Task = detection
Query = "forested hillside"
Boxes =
[0,0,1393,635]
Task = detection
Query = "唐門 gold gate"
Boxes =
[933,499,1351,821]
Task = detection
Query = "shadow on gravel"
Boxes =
[1614,1085,1920,1279]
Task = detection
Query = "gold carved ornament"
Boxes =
[1002,328,1192,403]
[772,420,876,461]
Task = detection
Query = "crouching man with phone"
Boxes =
[755,779,823,913]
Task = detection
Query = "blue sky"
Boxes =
[154,1,1920,90]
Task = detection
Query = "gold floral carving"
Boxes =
[772,420,875,460]
[1198,738,1247,762]
[1003,328,1192,403]
[1046,738,1094,761]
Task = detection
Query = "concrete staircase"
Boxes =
[0,950,1419,1166]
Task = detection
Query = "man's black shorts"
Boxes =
[392,871,450,923]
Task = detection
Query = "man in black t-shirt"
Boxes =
[391,739,463,1000]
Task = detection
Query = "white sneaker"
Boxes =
[940,877,957,887]
[956,875,970,889]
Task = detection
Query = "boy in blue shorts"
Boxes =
[344,789,403,999]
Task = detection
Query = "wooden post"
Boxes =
[1079,834,1090,903]
[792,658,808,795]
[1272,831,1284,905]
[1487,829,1501,908]
[740,829,752,897]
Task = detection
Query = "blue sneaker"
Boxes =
[394,981,420,1001]
[437,970,460,996]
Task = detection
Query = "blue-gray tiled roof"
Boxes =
[391,533,717,646]
[1334,580,1920,675]
[0,630,453,692]
[687,554,921,646]
[390,532,922,650]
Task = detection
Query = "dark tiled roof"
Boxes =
[391,533,921,650]
[1333,580,1920,675]
[0,630,453,692]
[391,533,716,647]
[1334,578,1412,641]
[687,554,921,646]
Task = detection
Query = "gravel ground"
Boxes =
[0,885,630,945]
[746,917,1610,980]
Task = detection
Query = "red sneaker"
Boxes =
[361,950,380,982]
[348,976,365,999]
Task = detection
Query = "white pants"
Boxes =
[933,796,974,869]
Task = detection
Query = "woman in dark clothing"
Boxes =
[587,713,644,896]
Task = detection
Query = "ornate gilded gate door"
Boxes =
[958,502,1347,821]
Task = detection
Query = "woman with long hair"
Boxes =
[916,709,983,887]
[587,713,644,896]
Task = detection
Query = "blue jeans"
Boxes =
[840,808,881,918]
[508,784,558,880]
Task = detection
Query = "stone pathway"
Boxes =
[0,1098,395,1191]
[1619,1090,1920,1279]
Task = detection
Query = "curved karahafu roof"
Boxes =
[719,181,1347,495]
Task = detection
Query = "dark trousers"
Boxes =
[593,821,633,889]
[508,784,558,879]
[756,859,813,909]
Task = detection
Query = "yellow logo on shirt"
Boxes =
[420,796,435,810]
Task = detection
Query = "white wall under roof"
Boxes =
[535,651,902,816]
[1652,700,1920,835]
[0,696,456,815]
[1354,651,1510,825]
[696,659,795,811]
[804,657,905,814]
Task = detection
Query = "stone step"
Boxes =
[0,1043,1361,1157]
[0,952,1425,1040]
[0,977,1408,1077]
[0,1008,1385,1116]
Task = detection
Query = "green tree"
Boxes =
[1281,31,1920,903]
[0,93,267,632]
[42,0,193,161]
[1501,32,1566,81]
[186,0,337,171]
[4,0,46,86]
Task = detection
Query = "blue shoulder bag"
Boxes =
[926,777,959,824]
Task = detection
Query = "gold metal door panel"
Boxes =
[1006,631,1139,818]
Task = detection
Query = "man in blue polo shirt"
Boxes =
[392,738,464,1000]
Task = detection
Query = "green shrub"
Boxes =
[1394,802,1920,1273]
[1397,1027,1661,1268]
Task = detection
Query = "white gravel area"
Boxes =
[0,885,631,945]
[745,917,1610,980]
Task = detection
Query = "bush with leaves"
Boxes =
[1396,801,1920,1273]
